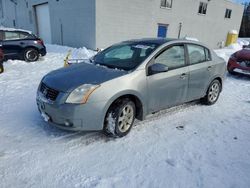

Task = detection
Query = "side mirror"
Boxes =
[243,45,248,49]
[148,63,169,75]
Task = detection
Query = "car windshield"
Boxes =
[93,42,159,71]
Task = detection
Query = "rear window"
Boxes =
[187,44,211,65]
[4,31,29,40]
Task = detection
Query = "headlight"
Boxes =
[66,84,100,104]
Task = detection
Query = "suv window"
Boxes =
[187,44,209,65]
[4,31,28,40]
[155,45,185,70]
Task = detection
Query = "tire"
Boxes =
[0,62,4,74]
[202,79,222,105]
[104,99,136,137]
[23,48,39,62]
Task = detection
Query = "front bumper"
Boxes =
[36,92,107,131]
[227,58,250,75]
[39,47,47,56]
[233,68,250,76]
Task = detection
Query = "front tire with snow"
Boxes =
[104,99,136,137]
[202,79,221,105]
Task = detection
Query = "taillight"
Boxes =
[36,39,44,46]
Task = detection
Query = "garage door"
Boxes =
[35,3,52,43]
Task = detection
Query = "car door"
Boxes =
[2,31,26,57]
[147,44,189,112]
[186,44,212,101]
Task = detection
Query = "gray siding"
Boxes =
[96,0,244,49]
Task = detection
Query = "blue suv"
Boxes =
[0,28,46,62]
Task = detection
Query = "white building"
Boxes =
[0,0,244,49]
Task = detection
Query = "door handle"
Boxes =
[180,73,187,79]
[20,42,25,45]
[207,66,213,71]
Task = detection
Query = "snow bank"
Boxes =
[1,39,250,188]
[237,38,250,46]
[45,44,96,59]
[214,38,246,62]
[228,30,238,35]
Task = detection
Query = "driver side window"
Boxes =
[155,45,185,70]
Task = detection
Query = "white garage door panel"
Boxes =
[36,3,52,43]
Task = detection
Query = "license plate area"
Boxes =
[37,99,51,122]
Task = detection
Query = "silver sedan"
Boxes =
[36,38,226,137]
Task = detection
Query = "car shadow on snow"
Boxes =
[226,72,250,80]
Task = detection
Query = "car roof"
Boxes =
[123,38,177,45]
[122,38,209,48]
[0,27,32,34]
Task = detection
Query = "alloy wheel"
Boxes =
[117,104,134,133]
[208,82,220,103]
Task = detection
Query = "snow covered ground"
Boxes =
[0,42,250,188]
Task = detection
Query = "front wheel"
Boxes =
[202,80,222,105]
[104,99,136,137]
[23,48,39,62]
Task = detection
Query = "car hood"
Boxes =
[235,48,250,61]
[42,62,127,92]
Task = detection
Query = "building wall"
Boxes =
[0,0,244,49]
[0,0,96,49]
[96,0,244,49]
[0,0,17,27]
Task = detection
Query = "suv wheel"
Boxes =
[104,99,136,137]
[202,79,221,105]
[23,48,39,62]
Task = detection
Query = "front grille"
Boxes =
[40,82,59,101]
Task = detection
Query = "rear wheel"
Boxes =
[104,99,136,137]
[23,48,39,62]
[202,79,221,105]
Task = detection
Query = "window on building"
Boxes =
[155,45,185,70]
[225,9,232,19]
[161,0,173,8]
[198,2,208,15]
